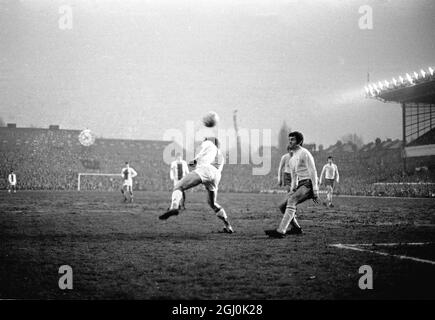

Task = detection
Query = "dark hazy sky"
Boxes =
[1,0,434,147]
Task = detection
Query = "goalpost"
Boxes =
[77,173,121,191]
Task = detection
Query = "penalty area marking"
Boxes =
[330,242,435,266]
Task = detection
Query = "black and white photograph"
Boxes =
[1,0,434,308]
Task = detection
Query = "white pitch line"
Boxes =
[339,242,433,247]
[336,195,434,200]
[330,243,435,266]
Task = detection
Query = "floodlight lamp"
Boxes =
[420,69,426,78]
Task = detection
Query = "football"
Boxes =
[202,111,219,127]
[78,129,96,146]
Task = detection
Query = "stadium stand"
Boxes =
[1,125,434,196]
[0,125,173,191]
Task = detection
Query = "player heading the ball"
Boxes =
[159,137,234,234]
[202,111,219,128]
[121,162,138,203]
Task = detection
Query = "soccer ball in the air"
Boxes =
[202,111,219,128]
[78,129,96,146]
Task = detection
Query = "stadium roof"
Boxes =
[376,79,435,104]
[365,67,435,104]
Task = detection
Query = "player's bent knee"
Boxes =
[286,198,297,207]
[208,199,220,212]
[215,207,227,219]
[174,183,185,192]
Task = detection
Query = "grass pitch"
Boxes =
[1,191,434,299]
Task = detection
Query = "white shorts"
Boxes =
[123,180,133,188]
[194,165,221,192]
[173,179,184,187]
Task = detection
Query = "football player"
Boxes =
[121,162,137,202]
[265,131,319,238]
[277,145,302,233]
[159,137,234,233]
[170,153,189,210]
[8,170,17,193]
[319,156,340,207]
[278,145,293,192]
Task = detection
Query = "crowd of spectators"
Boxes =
[1,127,434,197]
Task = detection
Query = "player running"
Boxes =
[265,131,319,238]
[8,170,17,193]
[159,137,234,233]
[278,145,293,192]
[319,156,340,207]
[170,153,189,210]
[121,162,137,202]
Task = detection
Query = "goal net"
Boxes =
[77,173,122,191]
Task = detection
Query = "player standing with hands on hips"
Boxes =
[121,162,137,203]
[319,156,339,207]
[265,131,319,238]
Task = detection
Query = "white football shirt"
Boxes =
[8,173,17,185]
[279,153,292,174]
[170,160,189,181]
[320,163,340,182]
[289,147,319,192]
[195,140,224,172]
[121,167,137,184]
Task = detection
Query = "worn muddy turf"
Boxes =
[1,191,434,299]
